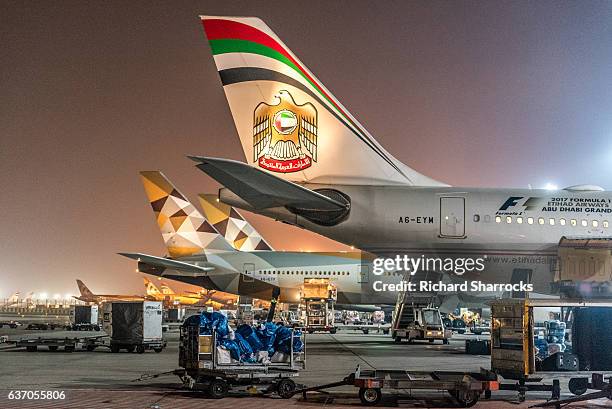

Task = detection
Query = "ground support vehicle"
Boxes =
[175,326,305,399]
[392,304,451,344]
[295,365,561,407]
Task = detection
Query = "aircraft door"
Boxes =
[440,197,465,238]
[359,265,369,283]
[243,263,255,282]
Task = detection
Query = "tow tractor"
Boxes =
[392,304,451,344]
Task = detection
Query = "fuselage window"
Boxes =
[538,217,545,225]
[484,215,491,222]
[592,220,599,228]
[549,218,555,226]
[559,218,566,226]
[473,214,480,222]
[527,217,534,225]
[506,216,512,224]
[570,219,577,226]
[495,216,502,223]
[604,221,609,228]
[581,219,588,227]
[517,217,523,224]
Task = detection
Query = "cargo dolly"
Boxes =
[175,326,306,399]
[14,335,107,352]
[294,365,560,407]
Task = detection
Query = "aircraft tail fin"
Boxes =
[139,171,235,257]
[76,280,95,299]
[143,278,162,297]
[200,16,446,187]
[160,283,175,295]
[198,193,273,251]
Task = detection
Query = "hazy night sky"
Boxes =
[1,1,611,296]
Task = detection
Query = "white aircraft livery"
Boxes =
[188,16,612,299]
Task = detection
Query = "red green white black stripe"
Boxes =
[201,17,404,176]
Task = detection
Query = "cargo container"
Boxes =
[166,307,185,322]
[67,305,100,331]
[102,301,165,353]
[301,279,337,334]
[572,307,612,370]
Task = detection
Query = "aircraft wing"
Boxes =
[188,156,347,211]
[119,253,215,277]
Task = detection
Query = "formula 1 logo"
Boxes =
[497,196,543,214]
[252,90,318,173]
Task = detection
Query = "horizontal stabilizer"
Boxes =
[188,156,347,211]
[119,252,214,277]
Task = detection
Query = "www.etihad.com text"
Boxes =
[372,280,533,293]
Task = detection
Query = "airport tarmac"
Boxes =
[0,328,609,408]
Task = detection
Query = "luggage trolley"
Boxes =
[295,365,500,407]
[175,325,306,399]
[351,366,498,407]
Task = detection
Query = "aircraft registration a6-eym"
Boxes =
[123,16,612,306]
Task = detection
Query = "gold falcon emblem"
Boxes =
[253,90,317,173]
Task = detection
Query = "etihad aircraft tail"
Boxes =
[198,193,272,251]
[200,16,446,187]
[139,171,235,258]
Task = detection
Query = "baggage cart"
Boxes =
[175,326,305,399]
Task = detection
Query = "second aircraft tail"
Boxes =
[139,171,235,258]
[198,193,272,251]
